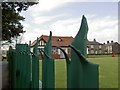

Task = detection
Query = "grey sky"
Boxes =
[21,1,118,44]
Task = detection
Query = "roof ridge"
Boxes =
[41,35,73,38]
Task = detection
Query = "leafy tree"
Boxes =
[2,0,39,41]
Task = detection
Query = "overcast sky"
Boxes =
[20,0,118,44]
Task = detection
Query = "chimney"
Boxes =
[107,41,109,44]
[93,39,96,42]
[111,40,113,43]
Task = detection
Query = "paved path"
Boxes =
[0,60,9,89]
[0,60,42,89]
[0,61,2,90]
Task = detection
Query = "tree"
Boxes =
[2,0,39,41]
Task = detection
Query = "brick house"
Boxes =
[87,39,104,54]
[103,41,120,54]
[31,35,73,59]
[31,35,120,58]
[87,39,120,54]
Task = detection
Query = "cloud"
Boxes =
[34,16,54,24]
[87,16,118,43]
[49,18,80,36]
[21,17,80,43]
[21,14,118,44]
[38,0,73,11]
[24,0,75,17]
[49,15,118,44]
[21,2,118,44]
[73,0,119,2]
[22,15,118,43]
[33,14,64,24]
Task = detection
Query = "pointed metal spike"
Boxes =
[72,15,88,57]
[44,31,52,56]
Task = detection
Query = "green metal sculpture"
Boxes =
[32,39,39,89]
[8,44,32,88]
[42,31,55,89]
[58,15,99,89]
[8,15,99,89]
[8,43,39,89]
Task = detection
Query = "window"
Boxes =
[57,38,63,41]
[91,50,94,54]
[40,40,45,46]
[2,50,6,54]
[110,46,112,50]
[109,46,112,53]
[40,41,42,46]
[91,45,94,48]
[99,45,102,48]
[106,47,108,50]
[52,48,58,54]
[95,50,97,54]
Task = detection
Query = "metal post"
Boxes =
[42,31,55,89]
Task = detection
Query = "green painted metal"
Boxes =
[42,31,55,88]
[15,44,31,88]
[8,46,15,88]
[70,15,99,88]
[57,46,71,88]
[8,15,99,89]
[32,39,39,89]
[57,15,99,89]
[8,43,39,89]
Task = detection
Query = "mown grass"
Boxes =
[89,57,118,88]
[39,56,118,88]
[87,54,119,58]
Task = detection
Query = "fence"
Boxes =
[7,43,39,89]
[7,15,99,89]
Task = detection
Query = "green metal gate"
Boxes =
[8,43,39,89]
[7,15,99,89]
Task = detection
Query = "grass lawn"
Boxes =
[39,56,118,88]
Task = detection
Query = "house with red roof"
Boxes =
[31,35,74,59]
[31,35,120,59]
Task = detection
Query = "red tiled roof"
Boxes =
[31,35,73,47]
[31,40,37,46]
